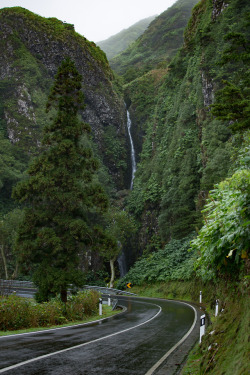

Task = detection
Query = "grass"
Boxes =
[0,304,120,337]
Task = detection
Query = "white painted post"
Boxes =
[215,299,219,317]
[99,298,102,316]
[200,290,202,304]
[200,314,206,343]
[108,294,111,306]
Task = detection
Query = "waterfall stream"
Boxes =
[127,110,136,189]
[117,110,136,279]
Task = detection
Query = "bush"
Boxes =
[0,289,100,331]
[192,168,250,281]
[117,235,196,289]
[65,290,99,321]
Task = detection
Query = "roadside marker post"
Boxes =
[215,299,219,317]
[108,294,111,306]
[200,314,206,343]
[99,298,102,316]
[199,291,202,304]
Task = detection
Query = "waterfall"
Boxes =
[126,110,136,189]
[117,251,127,278]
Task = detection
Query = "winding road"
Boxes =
[0,296,198,374]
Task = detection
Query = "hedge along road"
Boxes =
[0,296,197,375]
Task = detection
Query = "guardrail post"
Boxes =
[99,298,102,316]
[108,294,111,306]
[215,299,219,317]
[200,314,206,343]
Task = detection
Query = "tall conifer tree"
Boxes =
[13,58,108,302]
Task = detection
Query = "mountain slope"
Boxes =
[0,7,129,214]
[97,16,156,60]
[110,0,199,82]
[122,0,250,253]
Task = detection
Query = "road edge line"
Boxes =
[0,303,162,373]
[144,301,198,375]
[0,306,127,339]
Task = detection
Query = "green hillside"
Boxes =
[97,15,156,59]
[116,0,250,370]
[0,0,249,372]
[123,0,250,253]
[0,6,128,216]
[110,0,198,82]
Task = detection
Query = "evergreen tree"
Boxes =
[13,58,108,302]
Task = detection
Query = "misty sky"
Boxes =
[0,0,177,42]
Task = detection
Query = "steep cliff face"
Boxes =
[123,0,249,253]
[0,7,128,201]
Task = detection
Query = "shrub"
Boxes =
[192,168,250,281]
[0,289,100,331]
[65,290,99,321]
[117,235,196,289]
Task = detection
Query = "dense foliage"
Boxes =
[211,24,250,132]
[192,135,250,281]
[0,6,126,218]
[0,290,99,331]
[121,0,250,258]
[117,236,196,289]
[110,0,198,82]
[13,59,108,302]
[0,209,24,279]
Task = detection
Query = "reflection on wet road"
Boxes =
[0,296,196,374]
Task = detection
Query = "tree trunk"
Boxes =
[0,245,8,279]
[12,262,18,279]
[109,256,116,288]
[60,288,67,303]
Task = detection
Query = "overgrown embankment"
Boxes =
[130,280,249,375]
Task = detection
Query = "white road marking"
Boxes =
[0,307,127,339]
[144,301,198,375]
[0,303,162,373]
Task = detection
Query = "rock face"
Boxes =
[0,7,128,189]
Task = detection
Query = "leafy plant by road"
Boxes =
[192,167,250,281]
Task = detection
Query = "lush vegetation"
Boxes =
[110,0,198,82]
[182,289,249,375]
[119,0,250,261]
[97,16,156,60]
[0,6,126,218]
[0,289,100,331]
[0,1,249,372]
[192,167,250,281]
[12,59,112,302]
[129,280,249,375]
[117,236,196,288]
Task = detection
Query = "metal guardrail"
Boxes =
[0,280,136,296]
[83,285,136,296]
[0,280,34,289]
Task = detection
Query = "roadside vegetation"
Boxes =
[0,289,102,331]
[118,132,249,375]
[129,279,249,375]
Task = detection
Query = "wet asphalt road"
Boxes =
[0,296,196,375]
